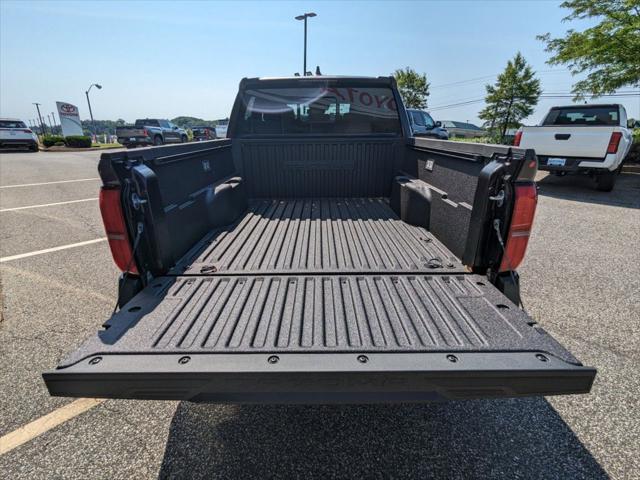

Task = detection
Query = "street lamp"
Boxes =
[295,12,316,76]
[33,102,46,135]
[85,83,102,140]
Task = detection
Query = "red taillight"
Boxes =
[499,183,537,272]
[606,132,622,154]
[99,187,138,274]
[143,129,148,137]
[513,130,523,146]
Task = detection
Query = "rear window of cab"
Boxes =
[236,86,402,136]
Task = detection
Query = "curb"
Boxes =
[41,145,123,152]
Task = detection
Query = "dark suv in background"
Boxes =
[191,126,217,141]
[407,109,449,139]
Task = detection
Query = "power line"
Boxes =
[430,69,569,90]
[429,92,640,111]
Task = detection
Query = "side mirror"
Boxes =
[435,121,442,127]
[173,126,179,130]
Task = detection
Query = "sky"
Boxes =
[1,0,639,127]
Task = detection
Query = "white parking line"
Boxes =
[0,178,99,189]
[0,238,107,263]
[0,197,98,212]
[0,398,105,455]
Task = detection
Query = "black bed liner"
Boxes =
[45,198,595,402]
[180,197,465,275]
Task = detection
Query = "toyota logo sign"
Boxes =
[60,104,78,114]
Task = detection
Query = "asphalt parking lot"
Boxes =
[0,149,638,479]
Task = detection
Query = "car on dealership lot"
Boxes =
[191,125,217,141]
[116,119,188,148]
[215,119,229,138]
[515,104,633,191]
[441,120,486,139]
[0,118,39,151]
[407,109,449,139]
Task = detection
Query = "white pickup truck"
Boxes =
[515,104,633,191]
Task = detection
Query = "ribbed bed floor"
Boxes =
[184,198,465,275]
[57,198,578,365]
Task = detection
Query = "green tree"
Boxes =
[393,67,430,109]
[479,53,542,143]
[538,0,640,97]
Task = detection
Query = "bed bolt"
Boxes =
[446,354,458,363]
[535,354,548,362]
[357,355,369,364]
[178,356,191,365]
[89,357,102,365]
[268,355,279,364]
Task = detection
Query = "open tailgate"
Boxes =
[43,273,595,403]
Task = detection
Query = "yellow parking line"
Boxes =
[0,398,105,455]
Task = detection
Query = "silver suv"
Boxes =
[0,118,39,151]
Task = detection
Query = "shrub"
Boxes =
[625,129,640,164]
[65,135,92,148]
[54,141,65,147]
[42,135,65,147]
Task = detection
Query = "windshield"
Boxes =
[0,120,27,128]
[542,106,619,126]
[235,86,402,136]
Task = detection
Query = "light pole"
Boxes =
[33,103,46,135]
[295,12,316,76]
[85,83,102,140]
[51,112,57,134]
[47,114,54,133]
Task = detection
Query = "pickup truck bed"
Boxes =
[45,197,592,402]
[44,76,595,403]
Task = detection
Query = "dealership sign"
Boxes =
[56,102,83,136]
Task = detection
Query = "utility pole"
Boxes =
[33,103,46,135]
[47,114,54,132]
[295,12,316,76]
[51,112,58,134]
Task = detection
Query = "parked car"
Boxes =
[44,75,595,404]
[191,125,216,141]
[0,118,39,151]
[215,119,229,138]
[116,119,188,148]
[515,104,633,191]
[441,121,486,138]
[407,109,448,139]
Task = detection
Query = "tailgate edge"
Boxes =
[43,352,596,403]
